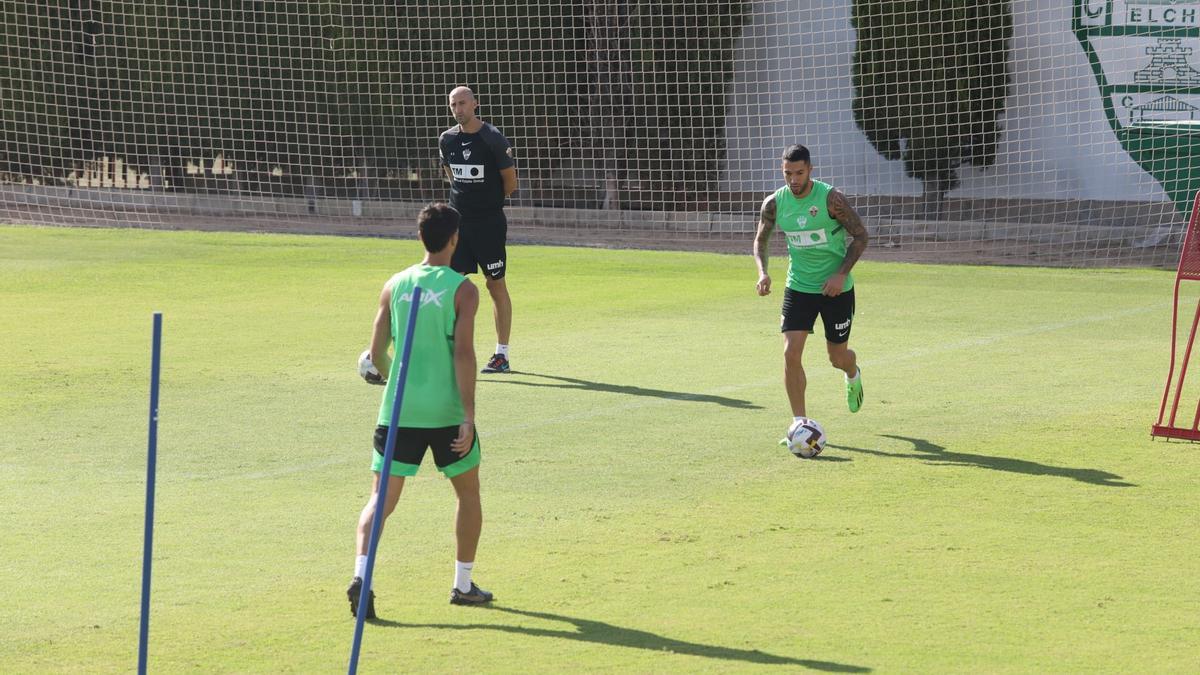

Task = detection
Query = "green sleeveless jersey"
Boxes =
[774,181,853,294]
[377,264,467,428]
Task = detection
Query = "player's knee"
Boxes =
[362,498,396,524]
[784,344,804,365]
[456,490,481,512]
[377,495,401,518]
[828,348,853,370]
[485,277,507,294]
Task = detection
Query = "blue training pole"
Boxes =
[348,286,423,675]
[138,313,162,675]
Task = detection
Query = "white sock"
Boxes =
[354,555,368,580]
[793,415,806,424]
[454,560,474,593]
[495,344,509,358]
[846,368,861,382]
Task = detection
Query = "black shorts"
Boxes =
[451,213,507,280]
[372,425,481,478]
[781,287,855,344]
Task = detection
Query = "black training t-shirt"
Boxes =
[438,122,514,219]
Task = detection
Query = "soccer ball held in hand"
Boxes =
[358,349,385,385]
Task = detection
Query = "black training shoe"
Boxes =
[449,582,494,606]
[481,354,510,374]
[347,576,377,620]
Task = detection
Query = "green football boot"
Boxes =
[846,369,863,413]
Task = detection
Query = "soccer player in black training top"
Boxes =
[440,86,519,374]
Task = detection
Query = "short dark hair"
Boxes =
[417,202,460,253]
[782,144,811,163]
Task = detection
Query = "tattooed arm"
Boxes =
[822,189,869,297]
[754,194,777,296]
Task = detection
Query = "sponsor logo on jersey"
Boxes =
[785,229,829,248]
[400,288,446,307]
[809,205,820,217]
[450,164,485,182]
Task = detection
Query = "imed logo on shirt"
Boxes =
[785,229,829,248]
[450,164,485,182]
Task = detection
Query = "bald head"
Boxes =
[448,86,481,130]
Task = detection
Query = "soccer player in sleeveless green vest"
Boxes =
[347,203,494,620]
[753,144,869,438]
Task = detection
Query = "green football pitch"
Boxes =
[2,225,1197,673]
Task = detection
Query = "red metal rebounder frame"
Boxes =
[1153,190,1200,440]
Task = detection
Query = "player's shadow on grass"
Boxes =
[831,434,1134,487]
[482,371,761,409]
[810,454,853,462]
[371,606,870,672]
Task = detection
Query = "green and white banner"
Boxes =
[1076,0,1200,213]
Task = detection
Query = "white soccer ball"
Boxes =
[786,417,826,458]
[358,349,385,385]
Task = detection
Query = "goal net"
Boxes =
[0,1,1195,267]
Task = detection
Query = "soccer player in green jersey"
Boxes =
[753,144,869,433]
[347,203,493,619]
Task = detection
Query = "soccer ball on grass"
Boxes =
[786,417,826,458]
[358,349,385,385]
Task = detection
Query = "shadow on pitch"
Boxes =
[370,606,870,672]
[481,371,761,409]
[829,434,1135,487]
